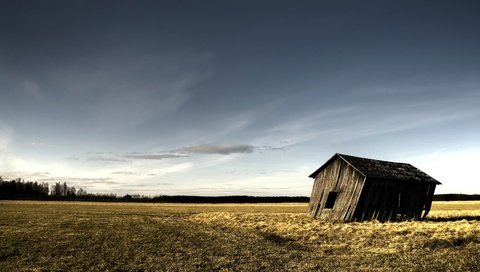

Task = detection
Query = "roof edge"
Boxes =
[308,153,367,179]
[336,153,368,177]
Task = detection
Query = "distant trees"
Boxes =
[0,177,49,198]
[0,177,124,201]
[0,177,87,199]
[50,182,78,197]
[123,194,144,199]
[433,194,480,201]
[76,188,87,196]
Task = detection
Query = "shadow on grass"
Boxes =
[426,215,480,222]
[255,231,310,252]
[257,231,294,244]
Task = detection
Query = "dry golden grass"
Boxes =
[1,200,479,271]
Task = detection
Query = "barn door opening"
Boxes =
[325,192,338,209]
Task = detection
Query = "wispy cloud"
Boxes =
[256,145,286,153]
[84,143,283,167]
[50,177,116,184]
[86,151,112,155]
[260,93,480,147]
[122,182,172,188]
[87,156,127,162]
[38,177,120,189]
[0,171,51,180]
[124,154,187,160]
[111,170,162,176]
[51,48,213,130]
[0,124,13,152]
[175,144,255,155]
[111,171,138,175]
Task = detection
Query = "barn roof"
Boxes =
[309,153,441,184]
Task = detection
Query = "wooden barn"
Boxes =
[308,153,441,222]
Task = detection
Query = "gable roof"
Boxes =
[309,153,441,184]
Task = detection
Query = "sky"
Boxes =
[1,1,480,196]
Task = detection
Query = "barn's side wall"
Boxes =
[308,158,366,221]
[352,179,437,221]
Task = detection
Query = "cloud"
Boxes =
[0,124,13,152]
[124,154,187,160]
[65,177,115,183]
[176,144,255,155]
[80,143,270,164]
[0,171,51,180]
[259,93,480,148]
[87,156,127,162]
[111,171,138,175]
[110,170,161,176]
[28,142,46,147]
[31,171,50,177]
[49,47,213,131]
[256,145,286,153]
[122,182,172,188]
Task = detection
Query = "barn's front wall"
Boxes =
[308,158,366,221]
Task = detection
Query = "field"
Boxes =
[1,201,480,271]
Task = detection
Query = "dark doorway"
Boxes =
[325,192,338,209]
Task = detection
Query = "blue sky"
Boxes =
[1,1,480,195]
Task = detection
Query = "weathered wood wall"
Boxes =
[308,158,366,221]
[352,179,437,221]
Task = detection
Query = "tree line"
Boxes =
[0,177,98,200]
[432,194,480,201]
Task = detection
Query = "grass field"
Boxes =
[1,201,480,271]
